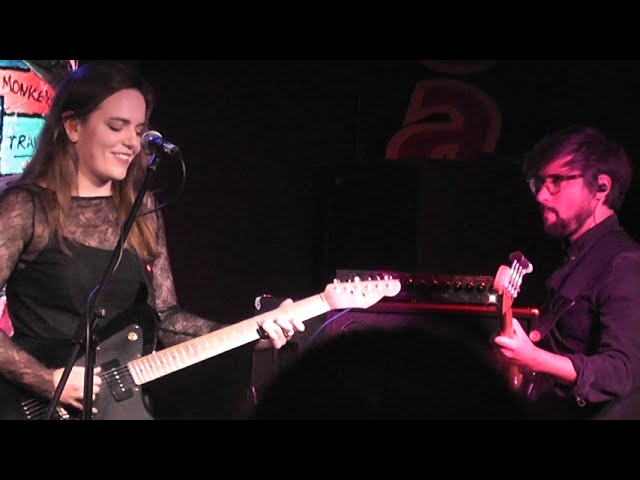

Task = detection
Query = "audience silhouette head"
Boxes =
[250,327,530,420]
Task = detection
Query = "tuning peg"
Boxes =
[509,251,533,273]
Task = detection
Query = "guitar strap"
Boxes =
[531,228,636,341]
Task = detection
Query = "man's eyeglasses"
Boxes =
[527,174,583,195]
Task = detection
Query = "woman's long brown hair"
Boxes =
[18,61,159,261]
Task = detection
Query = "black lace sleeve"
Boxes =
[151,204,226,347]
[0,187,36,289]
[0,187,58,399]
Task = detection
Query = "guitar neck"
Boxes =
[500,294,514,337]
[126,293,330,385]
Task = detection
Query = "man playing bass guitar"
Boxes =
[493,125,640,420]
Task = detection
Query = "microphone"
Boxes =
[141,130,180,155]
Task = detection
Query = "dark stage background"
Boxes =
[77,60,640,418]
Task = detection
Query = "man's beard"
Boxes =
[543,205,593,239]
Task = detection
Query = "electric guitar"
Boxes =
[492,251,533,391]
[0,277,401,420]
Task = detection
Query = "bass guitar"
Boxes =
[492,251,533,391]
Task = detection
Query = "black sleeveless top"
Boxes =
[8,237,152,364]
[9,238,149,340]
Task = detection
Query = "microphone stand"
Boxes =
[45,150,165,420]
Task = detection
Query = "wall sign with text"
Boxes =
[0,60,54,175]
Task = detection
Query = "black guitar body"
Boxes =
[0,303,158,420]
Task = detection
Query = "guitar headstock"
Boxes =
[323,276,401,310]
[493,251,534,300]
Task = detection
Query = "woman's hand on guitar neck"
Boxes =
[493,318,539,369]
[52,365,102,412]
[256,298,306,350]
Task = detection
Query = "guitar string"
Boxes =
[21,364,139,420]
[20,400,65,420]
[513,265,523,296]
[19,363,138,420]
[507,261,520,296]
[507,261,527,297]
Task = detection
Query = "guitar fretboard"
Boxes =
[127,294,330,385]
